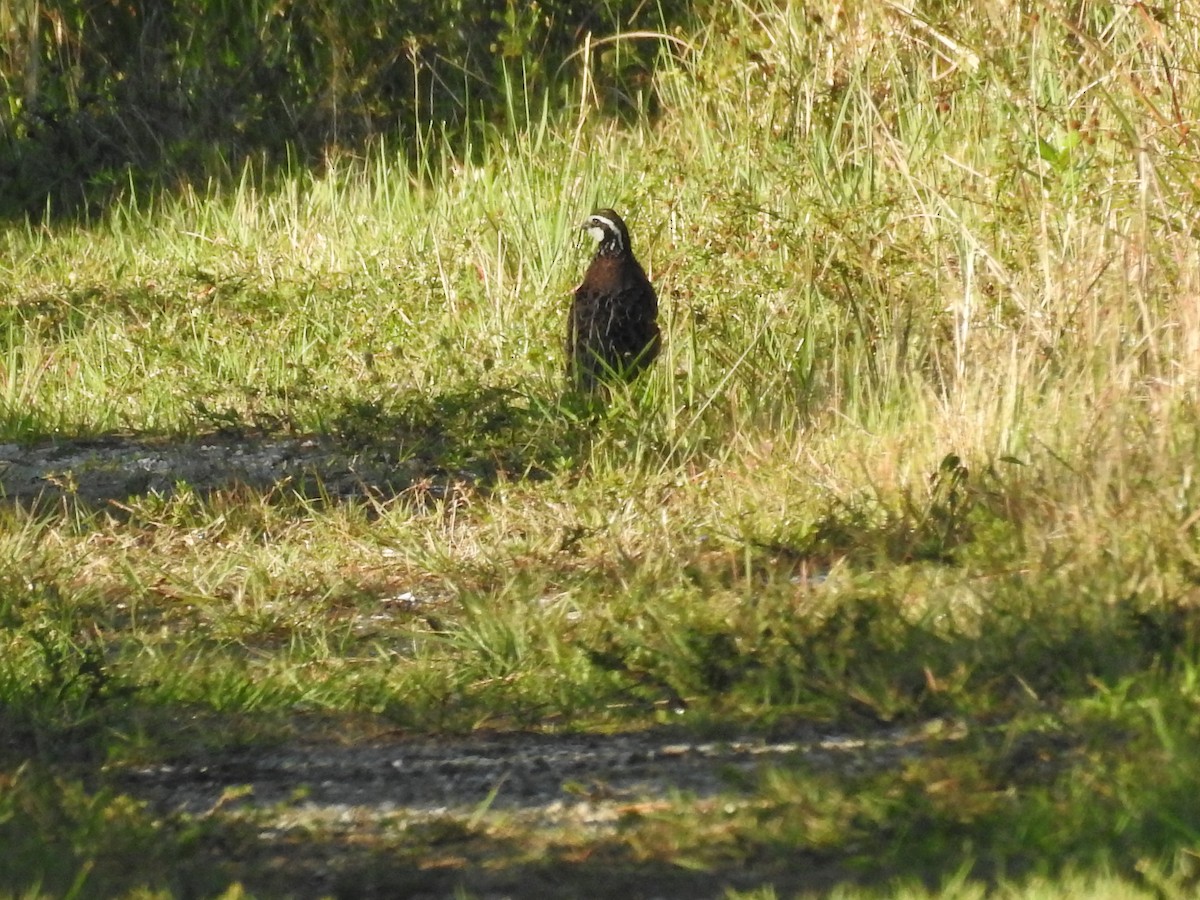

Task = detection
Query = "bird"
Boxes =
[567,208,661,397]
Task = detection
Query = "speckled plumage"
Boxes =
[567,209,660,395]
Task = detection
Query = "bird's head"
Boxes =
[581,209,630,258]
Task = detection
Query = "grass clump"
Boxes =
[4,0,1200,896]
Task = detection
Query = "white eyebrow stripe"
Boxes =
[589,215,623,249]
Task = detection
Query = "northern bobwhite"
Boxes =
[567,209,661,395]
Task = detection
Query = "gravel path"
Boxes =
[116,724,949,821]
[0,434,431,506]
[101,724,962,899]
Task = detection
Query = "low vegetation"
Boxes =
[3,0,1200,896]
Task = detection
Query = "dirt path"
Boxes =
[104,723,959,897]
[0,433,424,506]
[117,724,939,819]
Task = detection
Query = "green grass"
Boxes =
[4,0,1200,896]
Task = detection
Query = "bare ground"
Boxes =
[108,722,957,899]
[0,433,425,507]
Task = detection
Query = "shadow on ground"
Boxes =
[0,385,582,510]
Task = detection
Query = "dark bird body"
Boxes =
[567,209,660,395]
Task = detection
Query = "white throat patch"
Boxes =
[586,215,623,250]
